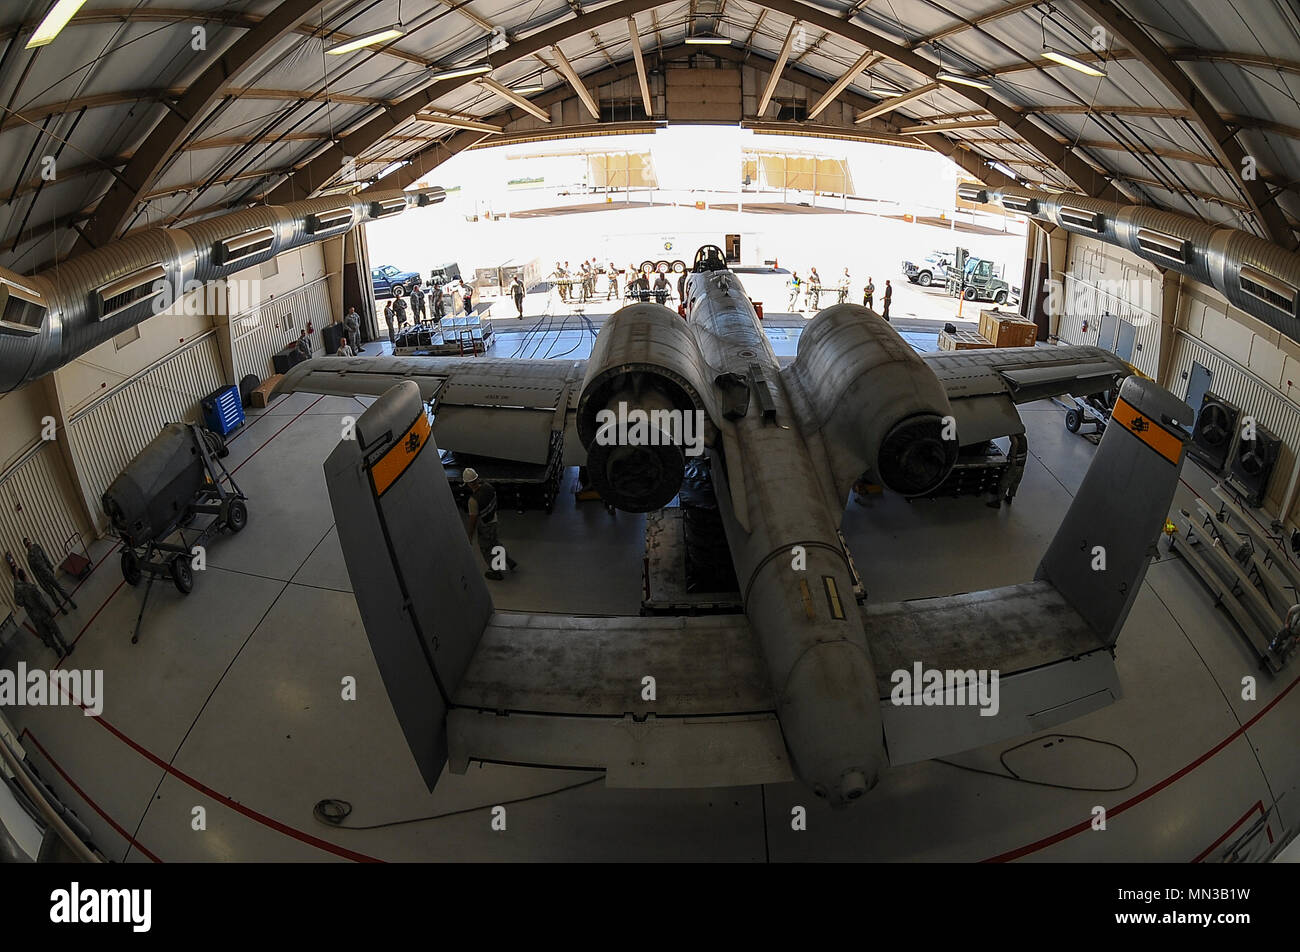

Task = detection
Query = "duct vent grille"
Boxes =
[98,265,167,321]
[1240,265,1298,318]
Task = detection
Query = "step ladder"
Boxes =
[457,329,477,356]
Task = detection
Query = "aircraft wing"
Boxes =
[922,344,1132,445]
[276,355,587,466]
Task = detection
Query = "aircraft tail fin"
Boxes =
[1036,375,1192,645]
[324,380,493,791]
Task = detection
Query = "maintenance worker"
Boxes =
[606,262,620,300]
[463,468,518,581]
[989,433,1029,509]
[864,277,875,309]
[882,279,893,321]
[24,537,75,614]
[632,270,651,303]
[838,268,851,304]
[344,307,362,354]
[653,270,670,306]
[14,569,71,659]
[510,274,525,319]
[384,301,396,344]
[787,271,802,311]
[295,329,312,362]
[338,336,355,357]
[806,267,822,311]
[393,289,409,326]
[410,283,425,322]
[431,282,445,322]
[677,270,688,308]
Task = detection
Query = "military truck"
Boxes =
[946,247,1015,305]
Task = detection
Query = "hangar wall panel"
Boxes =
[0,442,92,614]
[1053,234,1162,379]
[665,66,740,122]
[231,275,332,382]
[66,332,225,531]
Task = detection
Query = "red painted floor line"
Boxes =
[982,671,1300,862]
[86,712,382,863]
[20,728,162,863]
[229,394,325,476]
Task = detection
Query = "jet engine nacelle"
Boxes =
[576,304,718,512]
[788,304,957,496]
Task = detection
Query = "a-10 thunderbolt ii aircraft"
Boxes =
[277,245,1192,808]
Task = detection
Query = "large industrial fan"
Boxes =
[1228,423,1282,507]
[1189,391,1241,472]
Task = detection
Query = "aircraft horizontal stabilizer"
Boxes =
[867,375,1192,764]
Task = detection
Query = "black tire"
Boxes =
[962,287,976,300]
[121,549,142,586]
[1065,408,1082,433]
[171,555,194,595]
[226,498,248,533]
[671,260,686,273]
[655,260,670,274]
[639,260,655,274]
[994,289,1008,304]
[917,271,932,287]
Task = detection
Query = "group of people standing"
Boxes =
[7,537,77,659]
[550,260,688,308]
[381,277,469,344]
[550,259,607,304]
[786,268,893,319]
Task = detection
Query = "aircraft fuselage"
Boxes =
[681,265,885,806]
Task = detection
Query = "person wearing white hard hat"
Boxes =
[463,468,517,580]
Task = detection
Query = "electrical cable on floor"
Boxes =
[934,734,1139,792]
[312,776,604,830]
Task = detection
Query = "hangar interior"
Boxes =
[0,0,1298,862]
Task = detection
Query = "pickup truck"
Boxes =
[371,264,420,298]
[901,251,954,287]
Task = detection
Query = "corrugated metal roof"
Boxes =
[0,0,1294,271]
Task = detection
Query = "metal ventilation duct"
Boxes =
[0,186,445,393]
[988,185,1300,342]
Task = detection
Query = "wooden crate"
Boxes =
[938,330,995,351]
[979,309,1038,347]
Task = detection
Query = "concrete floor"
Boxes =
[3,316,1297,862]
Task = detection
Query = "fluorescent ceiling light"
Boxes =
[327,28,403,55]
[26,0,89,48]
[431,62,492,80]
[511,83,546,94]
[936,70,991,89]
[989,160,1017,178]
[1042,47,1106,77]
[685,34,732,45]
